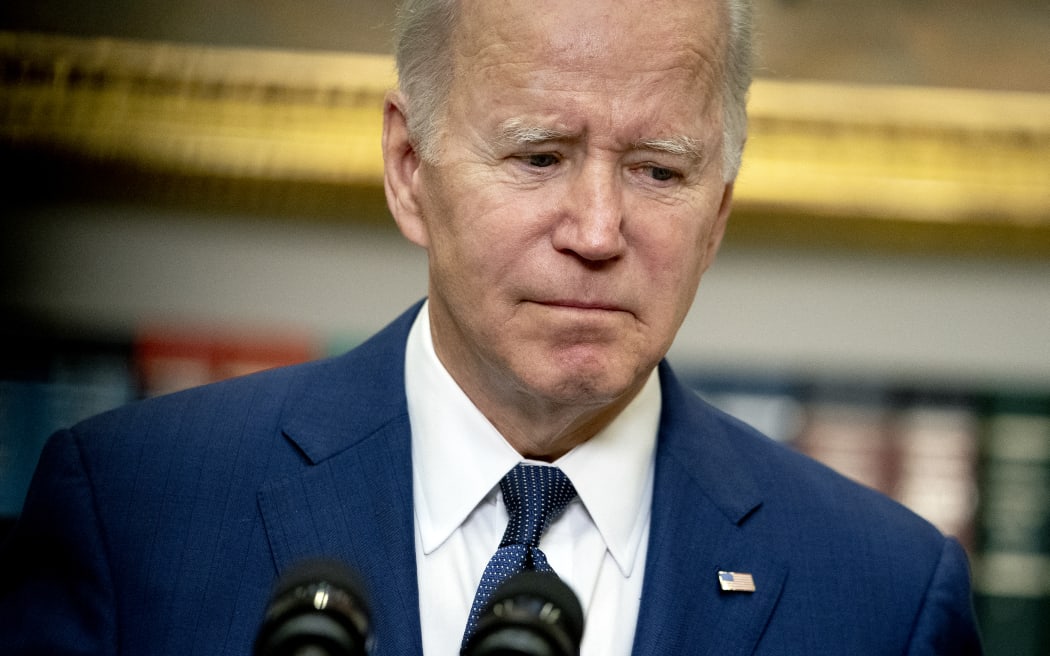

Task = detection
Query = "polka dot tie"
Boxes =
[461,463,578,647]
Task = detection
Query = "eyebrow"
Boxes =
[635,136,705,162]
[497,119,575,146]
[496,118,704,162]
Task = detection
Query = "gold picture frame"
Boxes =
[3,31,1048,256]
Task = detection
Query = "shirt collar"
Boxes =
[406,301,660,576]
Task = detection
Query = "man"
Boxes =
[0,0,981,654]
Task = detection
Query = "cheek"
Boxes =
[445,184,554,258]
[422,172,490,254]
[643,213,710,277]
[423,186,532,293]
[633,221,714,328]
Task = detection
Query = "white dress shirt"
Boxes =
[406,302,660,655]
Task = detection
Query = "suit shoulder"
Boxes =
[76,355,320,424]
[670,385,950,554]
[64,304,416,466]
[65,354,345,461]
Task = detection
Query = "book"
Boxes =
[973,395,1050,654]
[134,323,319,397]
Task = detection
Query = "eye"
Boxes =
[523,153,560,168]
[648,166,680,182]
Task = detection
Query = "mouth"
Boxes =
[533,299,627,313]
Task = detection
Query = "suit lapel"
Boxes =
[632,364,787,656]
[257,304,424,656]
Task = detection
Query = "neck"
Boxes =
[464,373,647,462]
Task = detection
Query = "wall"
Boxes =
[7,202,1048,392]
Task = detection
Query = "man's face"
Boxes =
[388,0,733,430]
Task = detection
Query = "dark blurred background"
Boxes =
[2,0,1048,91]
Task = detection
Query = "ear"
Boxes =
[382,91,430,248]
[700,183,734,272]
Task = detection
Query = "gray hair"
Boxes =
[394,0,753,182]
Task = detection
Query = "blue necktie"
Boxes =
[462,463,578,646]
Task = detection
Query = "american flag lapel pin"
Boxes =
[718,570,756,593]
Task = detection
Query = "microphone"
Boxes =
[254,558,372,656]
[462,571,585,656]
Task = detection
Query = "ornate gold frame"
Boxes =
[3,32,1048,256]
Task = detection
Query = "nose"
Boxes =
[551,159,627,263]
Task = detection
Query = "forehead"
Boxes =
[448,0,727,132]
[454,0,727,58]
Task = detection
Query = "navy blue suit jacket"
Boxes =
[0,303,981,654]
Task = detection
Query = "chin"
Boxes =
[526,360,642,408]
[500,334,658,405]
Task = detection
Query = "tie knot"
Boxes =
[499,463,577,549]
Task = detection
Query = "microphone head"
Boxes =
[254,558,371,656]
[464,571,585,656]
